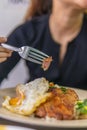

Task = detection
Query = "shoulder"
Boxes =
[25,15,49,26]
[8,15,49,45]
[22,14,49,33]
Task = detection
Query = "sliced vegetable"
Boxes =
[75,99,87,115]
[60,86,67,93]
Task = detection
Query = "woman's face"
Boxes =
[55,0,87,10]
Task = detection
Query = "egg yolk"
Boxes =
[9,90,25,106]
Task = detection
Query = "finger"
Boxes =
[0,37,7,43]
[0,58,7,63]
[0,46,13,53]
[0,52,12,57]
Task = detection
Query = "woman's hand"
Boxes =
[0,37,13,63]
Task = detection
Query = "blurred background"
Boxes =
[0,0,30,88]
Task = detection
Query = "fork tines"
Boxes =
[27,47,49,64]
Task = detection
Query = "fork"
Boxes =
[1,43,49,64]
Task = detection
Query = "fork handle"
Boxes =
[1,43,21,52]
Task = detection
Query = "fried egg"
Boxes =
[2,78,51,116]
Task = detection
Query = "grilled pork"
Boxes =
[35,87,79,120]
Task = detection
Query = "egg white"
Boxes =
[2,78,52,116]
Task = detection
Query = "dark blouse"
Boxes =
[0,15,87,90]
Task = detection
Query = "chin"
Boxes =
[69,0,87,11]
[77,0,87,10]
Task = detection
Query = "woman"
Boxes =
[0,0,87,89]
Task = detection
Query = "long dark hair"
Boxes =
[24,0,52,21]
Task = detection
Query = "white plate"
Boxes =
[0,87,87,130]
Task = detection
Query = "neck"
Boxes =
[50,1,84,44]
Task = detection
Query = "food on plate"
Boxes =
[42,56,52,71]
[2,78,52,115]
[35,86,79,120]
[2,77,87,120]
[75,99,87,119]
